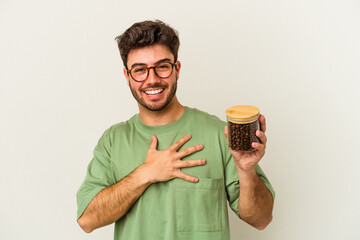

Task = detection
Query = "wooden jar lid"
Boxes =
[225,105,260,123]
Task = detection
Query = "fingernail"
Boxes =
[201,159,206,164]
[193,178,199,182]
[198,144,203,150]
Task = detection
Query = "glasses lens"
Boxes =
[155,62,173,78]
[131,66,148,81]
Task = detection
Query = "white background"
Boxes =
[1,0,359,239]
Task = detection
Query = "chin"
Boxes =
[142,102,169,111]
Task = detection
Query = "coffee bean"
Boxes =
[228,119,259,151]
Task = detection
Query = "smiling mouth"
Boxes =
[144,88,165,95]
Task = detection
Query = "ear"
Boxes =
[123,68,130,86]
[175,61,181,80]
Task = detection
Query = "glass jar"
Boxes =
[225,105,260,152]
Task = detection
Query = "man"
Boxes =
[77,20,275,239]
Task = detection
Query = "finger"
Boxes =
[252,142,266,153]
[256,130,267,144]
[170,134,192,151]
[224,125,232,148]
[177,144,203,159]
[177,159,206,168]
[148,135,158,151]
[259,114,266,133]
[176,171,199,183]
[224,125,228,139]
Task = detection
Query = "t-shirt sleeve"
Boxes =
[76,128,116,219]
[223,146,275,218]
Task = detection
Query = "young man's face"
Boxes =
[124,44,181,112]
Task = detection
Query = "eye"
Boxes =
[133,66,147,74]
[156,63,171,71]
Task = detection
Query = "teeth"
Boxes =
[145,89,164,95]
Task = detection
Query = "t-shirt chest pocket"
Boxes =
[173,178,222,232]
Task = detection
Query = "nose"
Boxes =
[145,67,160,84]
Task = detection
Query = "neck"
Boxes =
[138,96,185,126]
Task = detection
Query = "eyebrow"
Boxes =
[130,58,173,69]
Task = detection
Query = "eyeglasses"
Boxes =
[127,62,177,82]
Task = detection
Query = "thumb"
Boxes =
[149,135,158,151]
[224,125,228,139]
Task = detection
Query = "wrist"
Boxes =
[236,162,256,173]
[134,163,154,186]
[236,165,257,180]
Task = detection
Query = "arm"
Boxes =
[77,166,151,233]
[78,134,205,233]
[237,166,274,230]
[224,114,274,230]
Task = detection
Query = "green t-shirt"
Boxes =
[77,107,275,240]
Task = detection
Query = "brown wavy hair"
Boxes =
[115,20,180,69]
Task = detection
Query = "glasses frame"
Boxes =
[127,61,177,82]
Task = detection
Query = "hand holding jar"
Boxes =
[224,105,267,172]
